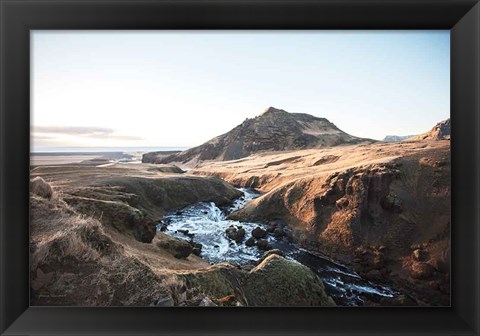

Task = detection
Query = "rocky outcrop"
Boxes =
[151,107,373,166]
[153,233,193,259]
[243,255,335,306]
[228,146,451,305]
[142,151,182,164]
[409,118,450,141]
[60,175,242,243]
[183,255,335,307]
[146,165,185,174]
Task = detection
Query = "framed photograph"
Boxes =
[1,0,479,335]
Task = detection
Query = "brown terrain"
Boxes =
[30,109,451,306]
[191,117,451,306]
[30,163,334,307]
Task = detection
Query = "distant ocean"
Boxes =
[32,146,190,154]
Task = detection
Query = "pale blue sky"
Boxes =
[32,30,449,150]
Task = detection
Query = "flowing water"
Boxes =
[158,188,399,306]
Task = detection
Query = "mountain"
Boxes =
[144,107,374,165]
[383,135,416,142]
[409,118,450,141]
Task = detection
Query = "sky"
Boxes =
[31,30,450,151]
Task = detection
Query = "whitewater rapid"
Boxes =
[158,188,399,306]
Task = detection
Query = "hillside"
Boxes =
[143,107,373,166]
[409,118,450,141]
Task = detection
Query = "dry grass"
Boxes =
[32,215,105,270]
[160,276,187,305]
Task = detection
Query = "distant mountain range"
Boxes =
[143,107,373,164]
[382,135,416,142]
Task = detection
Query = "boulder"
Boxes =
[190,242,203,256]
[273,227,285,238]
[256,239,271,251]
[252,227,267,239]
[266,224,277,233]
[244,254,336,306]
[245,237,255,247]
[261,249,285,260]
[153,233,192,259]
[226,226,246,243]
[30,177,53,199]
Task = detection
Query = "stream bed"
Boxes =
[158,188,399,306]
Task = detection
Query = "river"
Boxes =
[158,188,399,306]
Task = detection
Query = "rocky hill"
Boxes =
[144,107,373,165]
[409,118,450,141]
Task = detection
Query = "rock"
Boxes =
[381,194,402,213]
[236,228,246,241]
[252,227,268,239]
[177,229,190,235]
[159,224,168,232]
[30,177,54,199]
[63,195,157,243]
[151,296,174,307]
[153,233,192,259]
[273,227,285,238]
[256,239,271,251]
[266,224,277,233]
[410,118,450,141]
[412,249,428,261]
[199,297,217,307]
[262,249,285,260]
[190,242,203,256]
[184,264,243,300]
[226,227,246,243]
[244,254,336,306]
[410,262,435,280]
[245,237,255,247]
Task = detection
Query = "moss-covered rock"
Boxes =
[153,233,192,259]
[243,254,335,306]
[184,263,246,301]
[63,196,156,243]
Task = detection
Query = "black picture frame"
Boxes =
[1,0,479,335]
